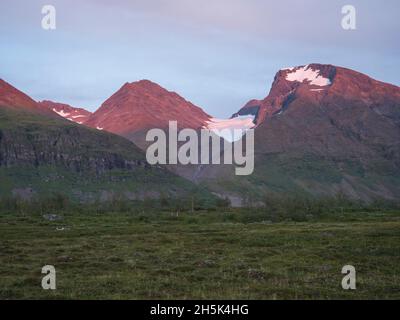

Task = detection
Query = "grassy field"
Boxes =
[0,206,399,300]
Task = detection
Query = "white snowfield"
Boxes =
[205,115,256,142]
[285,65,331,86]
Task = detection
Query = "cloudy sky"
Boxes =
[0,0,399,117]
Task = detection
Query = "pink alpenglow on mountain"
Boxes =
[200,63,400,201]
[0,79,37,109]
[84,79,257,143]
[0,79,55,116]
[235,63,400,126]
[39,100,92,124]
[85,80,211,136]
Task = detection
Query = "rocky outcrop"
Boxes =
[0,123,148,175]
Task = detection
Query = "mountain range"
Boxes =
[1,63,399,204]
[0,79,211,203]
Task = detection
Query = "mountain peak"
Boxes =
[236,64,400,125]
[85,80,211,135]
[122,79,161,90]
[117,80,187,102]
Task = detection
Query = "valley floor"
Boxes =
[0,209,399,299]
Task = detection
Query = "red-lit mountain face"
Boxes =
[236,64,400,127]
[199,64,400,202]
[248,64,400,157]
[0,79,55,116]
[85,80,211,141]
[39,100,92,124]
[0,79,213,202]
[84,80,226,180]
[3,64,399,203]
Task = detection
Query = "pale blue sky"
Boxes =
[0,0,399,117]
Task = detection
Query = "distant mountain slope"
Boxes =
[3,63,399,204]
[0,79,55,116]
[237,64,400,127]
[83,80,247,181]
[0,80,212,202]
[252,64,400,159]
[197,64,400,202]
[39,100,92,124]
[85,80,211,138]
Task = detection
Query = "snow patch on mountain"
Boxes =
[53,108,70,118]
[205,115,255,142]
[285,65,331,86]
[50,106,90,124]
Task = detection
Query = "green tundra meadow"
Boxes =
[0,196,399,300]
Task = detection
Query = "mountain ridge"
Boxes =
[0,80,213,203]
[237,63,400,126]
[85,79,211,136]
[3,63,399,203]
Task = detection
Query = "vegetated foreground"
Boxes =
[0,201,399,299]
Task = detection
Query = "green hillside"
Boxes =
[0,107,213,204]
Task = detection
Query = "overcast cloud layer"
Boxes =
[0,0,399,117]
